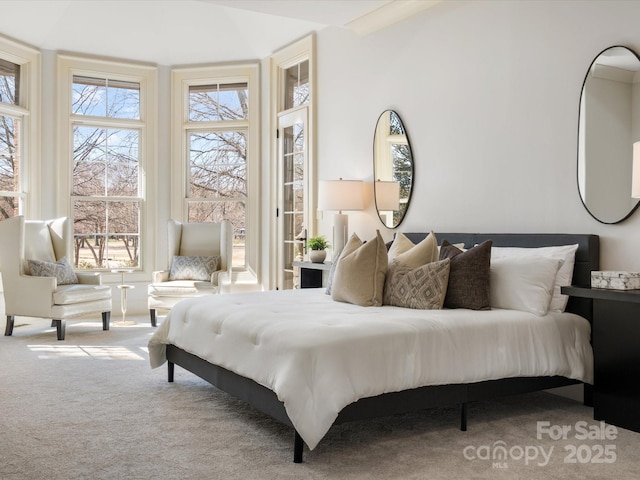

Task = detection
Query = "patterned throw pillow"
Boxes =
[28,257,79,285]
[383,258,450,309]
[169,255,220,281]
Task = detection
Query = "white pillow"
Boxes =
[491,244,579,312]
[490,255,564,316]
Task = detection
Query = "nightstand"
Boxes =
[292,261,331,288]
[561,286,640,433]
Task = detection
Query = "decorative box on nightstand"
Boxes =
[591,271,640,290]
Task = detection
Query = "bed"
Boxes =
[148,232,599,463]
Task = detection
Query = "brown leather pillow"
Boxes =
[439,240,492,310]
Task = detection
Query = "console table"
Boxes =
[561,286,640,433]
[292,261,331,289]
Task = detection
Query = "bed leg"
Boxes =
[584,384,593,407]
[54,319,66,341]
[293,430,304,463]
[4,315,14,336]
[460,403,468,431]
[168,361,174,383]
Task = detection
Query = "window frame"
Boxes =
[171,63,259,283]
[57,54,157,278]
[0,35,40,220]
[269,35,316,290]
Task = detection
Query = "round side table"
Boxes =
[112,269,136,325]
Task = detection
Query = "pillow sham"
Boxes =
[169,255,220,281]
[331,231,387,307]
[386,232,414,261]
[387,231,438,268]
[490,255,564,316]
[28,256,78,285]
[384,258,450,309]
[439,240,492,310]
[491,244,578,312]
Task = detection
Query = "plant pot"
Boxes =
[309,249,327,263]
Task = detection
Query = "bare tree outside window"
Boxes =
[71,75,141,269]
[187,83,249,268]
[389,112,411,226]
[0,59,20,219]
[284,60,309,109]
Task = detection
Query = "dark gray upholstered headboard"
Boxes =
[403,233,600,322]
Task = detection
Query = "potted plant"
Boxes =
[307,235,329,263]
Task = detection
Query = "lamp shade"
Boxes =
[374,180,400,211]
[633,141,640,199]
[318,179,364,212]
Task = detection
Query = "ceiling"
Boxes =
[0,0,437,65]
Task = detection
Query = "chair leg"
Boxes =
[4,315,14,336]
[51,320,56,327]
[150,309,157,327]
[53,319,66,341]
[102,311,110,331]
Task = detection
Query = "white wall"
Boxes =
[4,0,640,319]
[314,0,640,271]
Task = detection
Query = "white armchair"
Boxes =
[0,216,112,340]
[147,219,233,326]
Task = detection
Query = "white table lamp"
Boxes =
[318,179,364,257]
[374,180,400,228]
[374,180,400,211]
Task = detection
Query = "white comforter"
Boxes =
[148,288,593,450]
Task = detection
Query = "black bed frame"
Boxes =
[165,233,600,463]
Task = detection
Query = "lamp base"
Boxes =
[332,213,348,259]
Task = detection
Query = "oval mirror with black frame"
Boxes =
[373,110,414,228]
[577,45,640,224]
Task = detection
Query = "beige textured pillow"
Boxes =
[384,258,450,309]
[394,232,438,268]
[387,232,438,267]
[387,232,415,261]
[331,231,388,307]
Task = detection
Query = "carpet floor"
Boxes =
[1,315,639,480]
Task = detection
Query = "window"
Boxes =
[270,35,315,290]
[0,69,20,216]
[0,59,19,106]
[0,40,38,220]
[172,65,259,276]
[284,60,309,110]
[59,56,157,271]
[71,75,141,269]
[187,82,248,255]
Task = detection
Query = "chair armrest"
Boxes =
[211,269,231,292]
[19,273,57,290]
[152,270,169,283]
[76,272,102,285]
[3,274,57,318]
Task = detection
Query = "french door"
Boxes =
[277,107,309,290]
